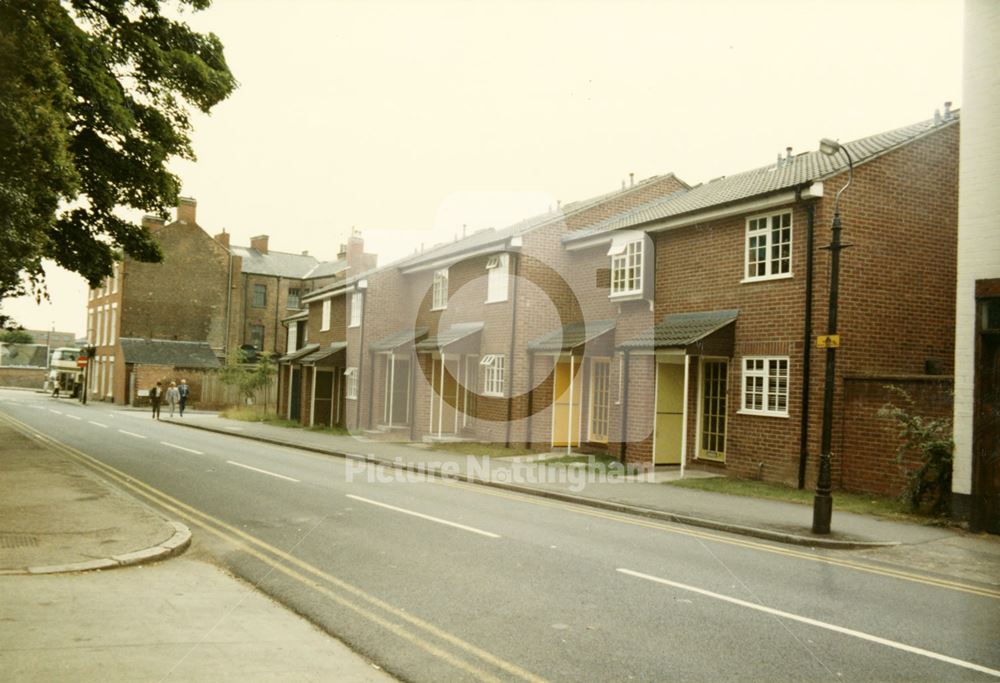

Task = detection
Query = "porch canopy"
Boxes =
[527,319,616,353]
[618,309,738,354]
[371,326,428,353]
[300,342,347,366]
[415,322,484,355]
[278,343,319,364]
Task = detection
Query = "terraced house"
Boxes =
[278,109,959,495]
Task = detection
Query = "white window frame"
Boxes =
[287,323,298,353]
[345,367,358,400]
[350,291,363,328]
[739,356,789,417]
[321,299,331,331]
[485,253,509,303]
[109,304,117,345]
[480,354,505,397]
[609,237,644,298]
[431,268,449,311]
[744,211,793,282]
[112,263,119,293]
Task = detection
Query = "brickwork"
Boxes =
[0,368,47,389]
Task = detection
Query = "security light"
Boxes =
[819,138,842,156]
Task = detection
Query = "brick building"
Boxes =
[84,198,375,405]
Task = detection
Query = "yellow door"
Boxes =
[553,360,582,447]
[654,362,684,464]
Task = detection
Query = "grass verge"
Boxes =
[665,477,947,524]
[219,406,348,434]
[425,442,538,458]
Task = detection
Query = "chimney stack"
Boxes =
[141,215,165,231]
[943,101,953,120]
[786,146,793,162]
[250,234,269,254]
[214,229,230,249]
[629,172,635,187]
[177,196,196,225]
[346,232,367,274]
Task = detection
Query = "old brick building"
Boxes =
[85,198,375,405]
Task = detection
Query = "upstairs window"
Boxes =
[252,284,267,308]
[741,356,789,416]
[745,211,792,280]
[432,268,449,310]
[249,324,265,351]
[608,234,646,298]
[480,354,506,397]
[287,288,301,309]
[350,291,363,327]
[486,253,509,303]
[321,299,331,331]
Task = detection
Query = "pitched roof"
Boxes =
[231,245,346,279]
[278,343,320,363]
[119,338,220,368]
[528,319,617,352]
[300,342,347,364]
[371,327,429,352]
[565,115,959,245]
[619,310,738,350]
[415,322,484,352]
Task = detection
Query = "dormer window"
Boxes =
[432,268,449,310]
[485,253,509,303]
[608,232,649,299]
[745,211,792,281]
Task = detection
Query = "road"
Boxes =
[1,389,998,682]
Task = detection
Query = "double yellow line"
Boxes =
[0,412,548,683]
[438,480,1000,601]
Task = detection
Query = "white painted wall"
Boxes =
[953,0,1000,495]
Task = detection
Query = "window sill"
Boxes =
[737,409,789,418]
[484,297,508,305]
[740,273,794,284]
[430,305,447,312]
[482,392,505,399]
[348,323,360,329]
[346,396,358,401]
[608,290,646,303]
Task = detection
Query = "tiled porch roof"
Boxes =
[415,322,484,353]
[371,327,429,352]
[278,343,319,363]
[619,310,738,350]
[300,342,347,365]
[527,319,616,352]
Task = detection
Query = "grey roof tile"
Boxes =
[231,246,344,279]
[415,322,485,352]
[528,319,617,351]
[619,310,739,350]
[278,343,320,363]
[300,342,347,364]
[119,338,221,368]
[371,327,429,352]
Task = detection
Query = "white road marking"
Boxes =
[346,494,501,539]
[224,426,243,431]
[160,441,203,455]
[88,421,108,428]
[48,409,62,415]
[30,405,46,410]
[118,429,146,439]
[226,460,300,483]
[617,568,1000,679]
[65,414,81,421]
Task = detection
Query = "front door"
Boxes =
[290,367,301,421]
[654,361,684,464]
[388,356,410,425]
[431,357,458,435]
[975,298,1000,533]
[314,370,333,427]
[698,360,728,461]
[589,358,611,444]
[553,360,582,447]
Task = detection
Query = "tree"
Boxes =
[218,349,275,410]
[0,0,236,304]
[0,329,35,344]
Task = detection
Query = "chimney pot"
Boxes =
[176,197,196,225]
[786,146,793,161]
[629,172,635,187]
[943,101,953,120]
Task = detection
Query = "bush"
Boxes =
[878,386,953,515]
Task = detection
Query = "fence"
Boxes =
[198,373,279,411]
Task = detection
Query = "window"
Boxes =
[480,354,505,397]
[486,253,509,303]
[249,324,265,350]
[109,304,117,345]
[287,288,301,309]
[432,268,449,310]
[287,323,298,353]
[111,263,119,293]
[252,284,267,308]
[741,356,789,416]
[321,299,331,331]
[345,367,358,399]
[88,310,94,344]
[350,291,363,327]
[609,237,644,297]
[745,211,792,280]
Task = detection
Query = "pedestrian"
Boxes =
[165,381,181,418]
[150,381,162,420]
[178,378,189,417]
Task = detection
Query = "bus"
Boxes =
[45,347,83,397]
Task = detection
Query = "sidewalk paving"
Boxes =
[165,412,1000,585]
[0,419,394,682]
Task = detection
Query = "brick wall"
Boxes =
[0,367,46,389]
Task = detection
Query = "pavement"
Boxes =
[0,415,395,682]
[160,410,1000,585]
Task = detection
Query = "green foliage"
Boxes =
[0,329,34,344]
[878,386,954,516]
[218,349,276,409]
[0,0,236,303]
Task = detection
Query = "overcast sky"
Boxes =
[2,0,963,336]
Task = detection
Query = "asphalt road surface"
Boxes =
[2,389,998,682]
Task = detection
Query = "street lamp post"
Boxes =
[813,138,853,535]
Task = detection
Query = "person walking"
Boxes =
[150,382,162,420]
[165,381,181,418]
[178,379,189,417]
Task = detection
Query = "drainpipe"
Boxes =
[620,350,631,463]
[797,202,816,489]
[409,346,418,441]
[273,276,282,354]
[505,251,520,447]
[356,292,367,432]
[224,254,233,351]
[526,349,535,449]
[241,274,249,346]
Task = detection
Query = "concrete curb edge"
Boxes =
[169,420,898,550]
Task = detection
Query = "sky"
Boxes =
[1,0,964,336]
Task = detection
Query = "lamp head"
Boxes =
[819,138,842,156]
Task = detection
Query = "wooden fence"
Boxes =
[197,373,279,412]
